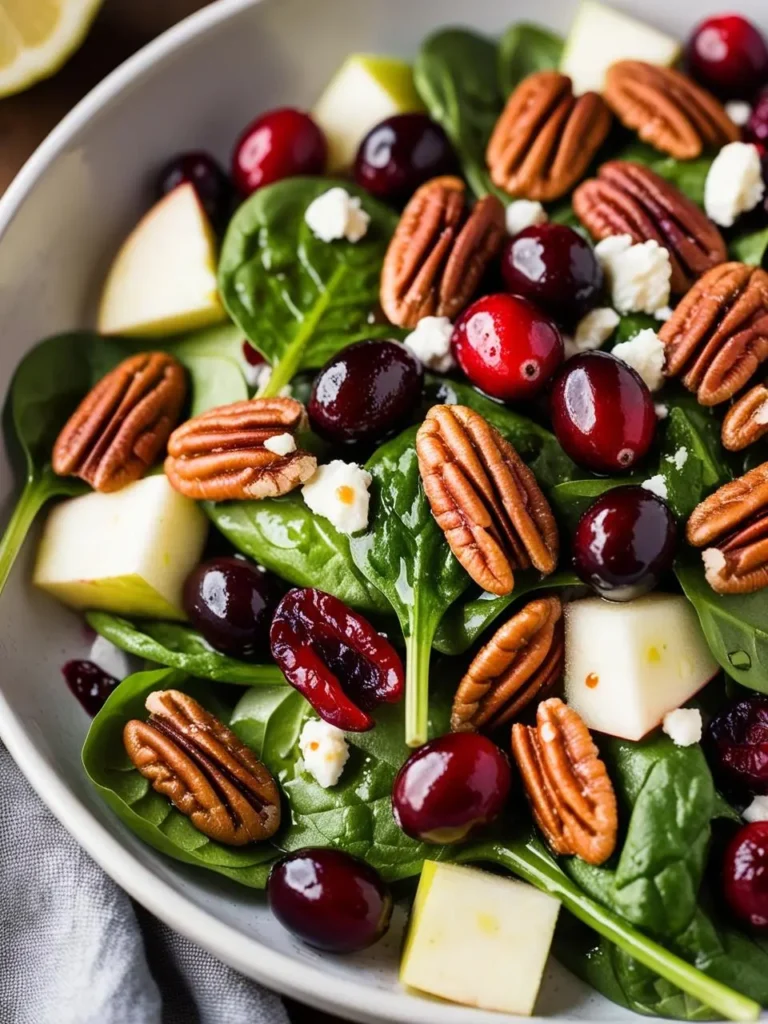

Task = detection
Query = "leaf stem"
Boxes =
[0,479,49,596]
[405,603,434,747]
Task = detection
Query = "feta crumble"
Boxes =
[725,100,753,128]
[404,316,456,372]
[89,634,131,681]
[299,719,349,788]
[642,475,668,500]
[302,460,372,534]
[505,199,548,236]
[666,446,689,471]
[704,142,765,228]
[305,187,370,243]
[744,796,768,823]
[563,307,620,359]
[702,547,727,588]
[263,432,296,456]
[662,708,703,747]
[595,235,672,315]
[655,403,669,420]
[612,328,666,391]
[654,306,674,322]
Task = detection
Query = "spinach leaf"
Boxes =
[82,667,278,887]
[218,178,397,396]
[498,23,564,95]
[549,477,633,530]
[729,225,768,267]
[166,321,248,414]
[614,312,660,345]
[658,396,731,519]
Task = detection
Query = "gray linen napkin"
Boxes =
[0,741,290,1024]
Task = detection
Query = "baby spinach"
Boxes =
[166,321,248,414]
[497,23,564,95]
[659,396,731,519]
[218,178,397,397]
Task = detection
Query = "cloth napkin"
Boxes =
[0,741,290,1024]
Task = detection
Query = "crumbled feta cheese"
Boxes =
[242,358,267,389]
[612,328,666,391]
[299,719,349,788]
[666,446,689,471]
[505,199,548,236]
[595,235,672,315]
[89,634,131,681]
[250,364,291,398]
[302,460,372,534]
[563,307,620,359]
[725,100,753,127]
[662,708,703,747]
[702,547,727,588]
[642,475,668,500]
[704,142,765,228]
[263,432,297,456]
[655,403,669,420]
[305,187,370,243]
[404,316,456,372]
[744,796,768,823]
[654,306,674,322]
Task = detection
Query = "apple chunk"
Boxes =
[34,475,207,621]
[564,595,719,741]
[400,861,560,1015]
[98,183,226,338]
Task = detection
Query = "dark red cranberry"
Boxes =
[268,848,392,952]
[232,108,326,195]
[747,91,768,149]
[353,113,457,203]
[686,15,768,100]
[550,352,655,474]
[308,339,423,444]
[62,660,119,716]
[392,733,512,844]
[183,557,276,659]
[242,341,265,367]
[706,696,768,795]
[723,823,768,930]
[501,224,603,328]
[157,151,233,230]
[451,293,563,402]
[573,486,677,601]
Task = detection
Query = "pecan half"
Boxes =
[416,405,558,596]
[380,176,505,328]
[486,71,612,202]
[659,263,768,405]
[124,689,281,846]
[573,161,727,295]
[722,384,768,451]
[604,61,739,160]
[451,597,563,733]
[165,396,317,500]
[511,698,618,865]
[52,352,186,493]
[687,463,768,594]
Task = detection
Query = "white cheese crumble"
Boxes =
[89,634,131,681]
[563,307,620,359]
[702,547,727,588]
[612,328,666,392]
[654,306,674,322]
[666,446,689,471]
[302,460,372,534]
[305,187,370,243]
[744,796,768,823]
[505,199,548,236]
[662,708,703,747]
[263,432,297,456]
[642,475,668,500]
[404,316,456,372]
[725,100,753,127]
[655,403,669,420]
[704,142,765,228]
[595,235,672,315]
[299,719,349,788]
[242,358,267,389]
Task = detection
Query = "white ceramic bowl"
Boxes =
[1,1,766,1020]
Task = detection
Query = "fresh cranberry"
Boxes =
[723,823,768,930]
[501,224,603,328]
[747,91,768,149]
[232,108,326,195]
[550,352,655,474]
[451,293,563,401]
[686,15,768,100]
[183,557,276,659]
[706,696,768,795]
[268,848,392,952]
[353,114,457,204]
[392,733,512,844]
[242,342,265,367]
[62,660,119,716]
[308,339,423,443]
[157,151,233,230]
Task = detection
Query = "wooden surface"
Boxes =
[0,2,343,1021]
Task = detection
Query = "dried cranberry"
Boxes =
[270,588,404,731]
[353,113,457,203]
[232,108,326,195]
[62,660,119,716]
[157,151,234,231]
[706,696,768,795]
[686,15,768,100]
[723,822,768,930]
[183,557,276,658]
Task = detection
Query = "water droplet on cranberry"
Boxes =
[232,108,326,195]
[62,660,119,716]
[183,557,276,658]
[550,352,656,474]
[308,339,423,444]
[451,293,564,402]
[157,151,233,231]
[686,15,768,100]
[353,113,457,204]
[392,732,512,844]
[706,696,768,795]
[723,822,768,930]
[268,848,393,952]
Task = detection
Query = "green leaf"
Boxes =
[497,23,564,95]
[549,476,634,531]
[729,225,768,267]
[614,312,661,345]
[166,321,249,414]
[657,395,731,519]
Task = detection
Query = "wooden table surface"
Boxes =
[0,2,343,1021]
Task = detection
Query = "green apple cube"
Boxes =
[561,0,681,94]
[34,474,208,621]
[400,861,560,1015]
[313,54,424,172]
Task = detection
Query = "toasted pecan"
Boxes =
[722,384,768,451]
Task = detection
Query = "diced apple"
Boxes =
[34,475,207,621]
[564,595,719,741]
[313,55,424,173]
[561,0,681,95]
[98,182,226,338]
[400,861,560,1015]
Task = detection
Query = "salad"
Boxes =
[4,0,768,1018]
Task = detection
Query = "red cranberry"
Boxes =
[501,224,603,328]
[550,352,655,474]
[723,823,768,930]
[62,660,119,716]
[242,341,265,367]
[308,339,423,444]
[232,108,326,195]
[747,91,768,149]
[268,848,393,952]
[183,557,276,659]
[451,293,563,401]
[573,486,677,601]
[706,696,768,795]
[392,733,512,844]
[157,151,233,230]
[353,113,457,204]
[686,15,768,100]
